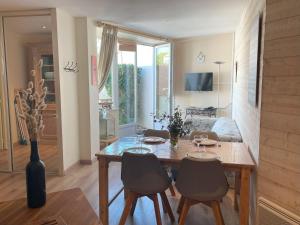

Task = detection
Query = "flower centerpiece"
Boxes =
[153,107,190,147]
[17,69,47,208]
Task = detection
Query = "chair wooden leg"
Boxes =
[177,196,185,214]
[178,199,191,225]
[160,192,175,222]
[211,201,225,225]
[118,192,135,225]
[152,194,163,225]
[130,198,138,216]
[169,184,176,196]
[124,188,128,200]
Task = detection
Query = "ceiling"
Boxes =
[3,15,52,34]
[0,0,248,38]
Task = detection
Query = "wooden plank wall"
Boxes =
[232,0,265,223]
[258,0,300,217]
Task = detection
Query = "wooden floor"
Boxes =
[0,143,59,173]
[0,161,239,225]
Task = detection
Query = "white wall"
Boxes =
[173,33,234,115]
[75,17,99,162]
[53,9,80,171]
[87,19,100,159]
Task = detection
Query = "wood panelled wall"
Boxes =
[258,0,300,217]
[232,0,265,223]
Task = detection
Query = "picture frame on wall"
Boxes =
[248,14,262,107]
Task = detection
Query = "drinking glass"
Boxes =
[200,134,208,152]
[193,135,202,149]
[200,134,208,142]
[135,125,144,144]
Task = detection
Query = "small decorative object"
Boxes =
[17,69,47,208]
[248,14,262,107]
[153,107,189,148]
[196,52,205,64]
[63,61,79,73]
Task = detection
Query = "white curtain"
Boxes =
[98,24,118,91]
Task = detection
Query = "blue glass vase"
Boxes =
[26,140,46,208]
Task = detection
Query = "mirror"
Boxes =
[2,15,59,174]
[0,65,10,171]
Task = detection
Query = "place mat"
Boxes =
[123,147,152,154]
[192,139,218,146]
[28,216,67,225]
[142,136,165,143]
[187,151,220,160]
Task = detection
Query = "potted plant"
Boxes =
[17,70,47,208]
[153,108,189,148]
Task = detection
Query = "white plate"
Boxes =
[187,151,219,160]
[143,136,165,143]
[192,139,218,146]
[123,147,152,154]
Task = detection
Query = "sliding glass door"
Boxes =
[99,40,172,136]
[117,43,156,130]
[117,49,136,125]
[155,43,172,116]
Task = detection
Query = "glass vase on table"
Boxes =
[170,132,179,149]
[193,135,201,150]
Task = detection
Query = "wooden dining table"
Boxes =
[96,137,255,225]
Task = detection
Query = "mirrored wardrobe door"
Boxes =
[3,14,59,174]
[0,64,11,172]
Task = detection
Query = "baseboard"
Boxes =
[80,157,97,165]
[80,159,93,165]
[63,158,97,175]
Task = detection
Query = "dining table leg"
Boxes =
[239,167,251,225]
[99,157,109,225]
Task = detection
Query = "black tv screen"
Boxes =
[185,73,213,91]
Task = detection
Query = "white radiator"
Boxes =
[257,197,300,225]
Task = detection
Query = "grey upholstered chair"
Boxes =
[144,129,170,139]
[175,158,229,225]
[189,130,220,141]
[143,129,176,196]
[119,152,175,225]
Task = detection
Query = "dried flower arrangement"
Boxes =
[17,70,47,141]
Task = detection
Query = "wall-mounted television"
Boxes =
[185,72,213,91]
